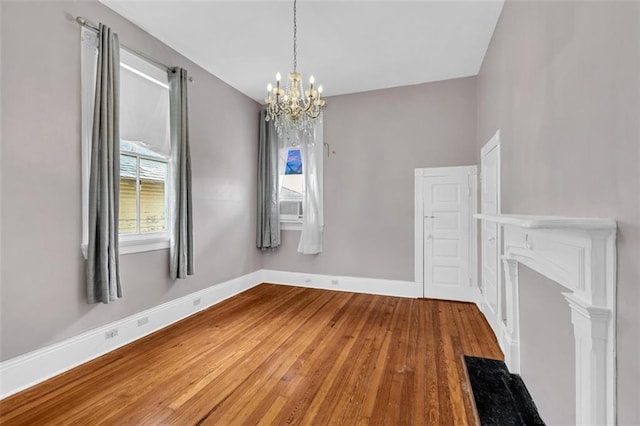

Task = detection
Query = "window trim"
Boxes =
[280,221,303,231]
[81,235,170,259]
[80,28,171,258]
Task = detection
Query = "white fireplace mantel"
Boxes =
[475,213,617,426]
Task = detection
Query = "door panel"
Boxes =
[423,174,470,299]
[433,238,459,258]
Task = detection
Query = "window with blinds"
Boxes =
[118,49,170,236]
[81,26,172,256]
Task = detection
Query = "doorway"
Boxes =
[414,166,478,301]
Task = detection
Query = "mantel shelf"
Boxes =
[474,213,616,230]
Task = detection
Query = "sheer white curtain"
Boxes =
[297,114,324,254]
[267,115,324,254]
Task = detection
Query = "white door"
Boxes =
[422,170,474,301]
[480,131,501,331]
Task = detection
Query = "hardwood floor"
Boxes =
[0,284,502,425]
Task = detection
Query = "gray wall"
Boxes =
[518,266,575,425]
[2,2,637,423]
[0,1,262,361]
[477,1,639,423]
[263,77,478,281]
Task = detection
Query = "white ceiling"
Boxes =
[100,1,504,102]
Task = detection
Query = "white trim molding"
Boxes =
[81,234,170,259]
[479,130,502,339]
[262,270,421,299]
[0,271,262,399]
[475,213,617,425]
[480,129,500,158]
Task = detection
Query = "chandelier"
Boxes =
[265,0,326,135]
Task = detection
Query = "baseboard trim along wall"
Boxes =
[261,269,422,299]
[0,270,263,399]
[0,269,442,399]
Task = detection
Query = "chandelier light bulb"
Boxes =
[267,83,273,92]
[318,85,323,94]
[276,72,281,82]
[309,75,315,85]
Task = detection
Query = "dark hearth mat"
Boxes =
[464,356,545,426]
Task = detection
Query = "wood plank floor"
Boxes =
[0,284,502,425]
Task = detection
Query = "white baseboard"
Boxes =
[500,323,520,374]
[477,298,506,358]
[0,269,465,400]
[0,270,262,399]
[261,269,422,298]
[478,300,501,336]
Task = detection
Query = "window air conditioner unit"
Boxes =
[280,200,303,221]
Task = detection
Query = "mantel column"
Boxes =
[501,256,520,374]
[563,293,611,426]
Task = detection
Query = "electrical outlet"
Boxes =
[137,317,149,327]
[193,298,201,306]
[331,279,339,286]
[104,329,118,339]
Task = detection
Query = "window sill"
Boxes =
[81,233,170,259]
[280,221,302,231]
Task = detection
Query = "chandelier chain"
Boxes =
[293,0,297,72]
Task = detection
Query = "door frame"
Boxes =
[414,165,478,299]
[479,130,502,335]
[480,130,501,210]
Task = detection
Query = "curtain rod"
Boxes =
[76,16,193,82]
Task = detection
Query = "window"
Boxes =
[81,28,171,256]
[119,145,168,235]
[280,148,304,229]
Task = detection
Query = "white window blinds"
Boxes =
[119,49,170,159]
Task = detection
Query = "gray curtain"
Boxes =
[86,24,122,304]
[169,67,194,279]
[256,109,280,249]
